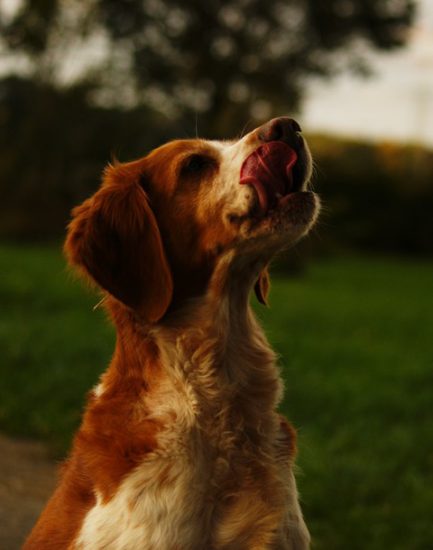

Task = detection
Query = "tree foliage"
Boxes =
[0,1,422,248]
[1,0,416,135]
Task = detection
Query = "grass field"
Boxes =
[1,243,432,549]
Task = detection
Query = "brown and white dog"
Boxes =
[24,117,320,550]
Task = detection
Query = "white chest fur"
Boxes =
[75,452,214,549]
[74,306,302,550]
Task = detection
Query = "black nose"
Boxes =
[257,117,303,150]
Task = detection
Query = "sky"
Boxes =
[301,0,433,147]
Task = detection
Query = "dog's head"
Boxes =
[65,117,320,323]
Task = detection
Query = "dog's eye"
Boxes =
[181,154,215,176]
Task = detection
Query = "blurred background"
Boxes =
[0,1,432,549]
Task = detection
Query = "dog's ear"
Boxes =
[254,266,270,306]
[64,166,173,323]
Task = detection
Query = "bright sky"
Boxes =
[301,0,433,147]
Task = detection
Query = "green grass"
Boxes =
[1,243,432,549]
[0,243,114,452]
[259,259,433,550]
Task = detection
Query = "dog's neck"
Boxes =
[153,251,272,366]
[101,254,282,422]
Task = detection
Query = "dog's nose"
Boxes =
[257,117,303,150]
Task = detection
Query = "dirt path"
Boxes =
[0,434,57,550]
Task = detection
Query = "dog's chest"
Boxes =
[75,333,284,549]
[74,451,213,549]
[75,426,282,550]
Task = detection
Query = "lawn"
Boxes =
[1,243,432,550]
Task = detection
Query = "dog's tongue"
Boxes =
[240,141,298,214]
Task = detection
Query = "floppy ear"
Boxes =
[254,266,270,306]
[64,168,173,323]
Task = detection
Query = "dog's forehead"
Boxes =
[147,137,244,162]
[141,138,244,192]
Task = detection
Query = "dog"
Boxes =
[24,117,320,549]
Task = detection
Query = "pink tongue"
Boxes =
[239,141,298,213]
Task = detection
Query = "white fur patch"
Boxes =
[92,382,105,398]
[75,455,212,549]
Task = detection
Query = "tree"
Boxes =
[1,0,416,136]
